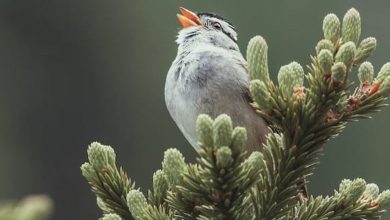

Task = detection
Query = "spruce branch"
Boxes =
[248,8,390,219]
[82,143,175,220]
[285,179,390,220]
[81,142,135,219]
[81,7,390,220]
[166,114,264,219]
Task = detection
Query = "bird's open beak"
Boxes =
[177,7,202,28]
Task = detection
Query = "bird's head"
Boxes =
[175,7,239,51]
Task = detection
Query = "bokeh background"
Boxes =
[0,0,389,219]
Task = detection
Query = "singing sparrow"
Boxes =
[165,7,268,152]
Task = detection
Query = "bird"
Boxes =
[165,7,268,152]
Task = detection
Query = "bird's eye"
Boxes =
[212,22,222,30]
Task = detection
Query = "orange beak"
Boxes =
[177,7,202,28]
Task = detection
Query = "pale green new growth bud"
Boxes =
[332,62,347,82]
[216,146,233,168]
[196,114,214,148]
[339,179,353,192]
[318,49,334,74]
[277,62,304,97]
[335,41,356,67]
[249,80,271,111]
[376,63,390,82]
[358,61,374,83]
[97,197,108,211]
[354,37,377,65]
[363,183,379,199]
[347,178,367,202]
[152,169,168,200]
[231,127,247,156]
[342,8,361,44]
[87,142,116,171]
[102,214,122,220]
[162,148,186,187]
[213,114,233,148]
[316,39,334,54]
[80,162,95,181]
[379,77,390,96]
[243,152,263,171]
[247,36,270,82]
[377,190,390,207]
[127,190,147,219]
[289,62,305,83]
[323,13,340,42]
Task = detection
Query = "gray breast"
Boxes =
[165,47,267,151]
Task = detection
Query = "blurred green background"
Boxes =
[0,0,389,219]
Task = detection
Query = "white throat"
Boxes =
[176,27,240,56]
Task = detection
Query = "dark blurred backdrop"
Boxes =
[0,1,389,219]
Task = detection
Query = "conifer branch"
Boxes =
[81,8,390,220]
[285,179,390,220]
[166,115,263,219]
[81,142,135,219]
[247,7,390,219]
